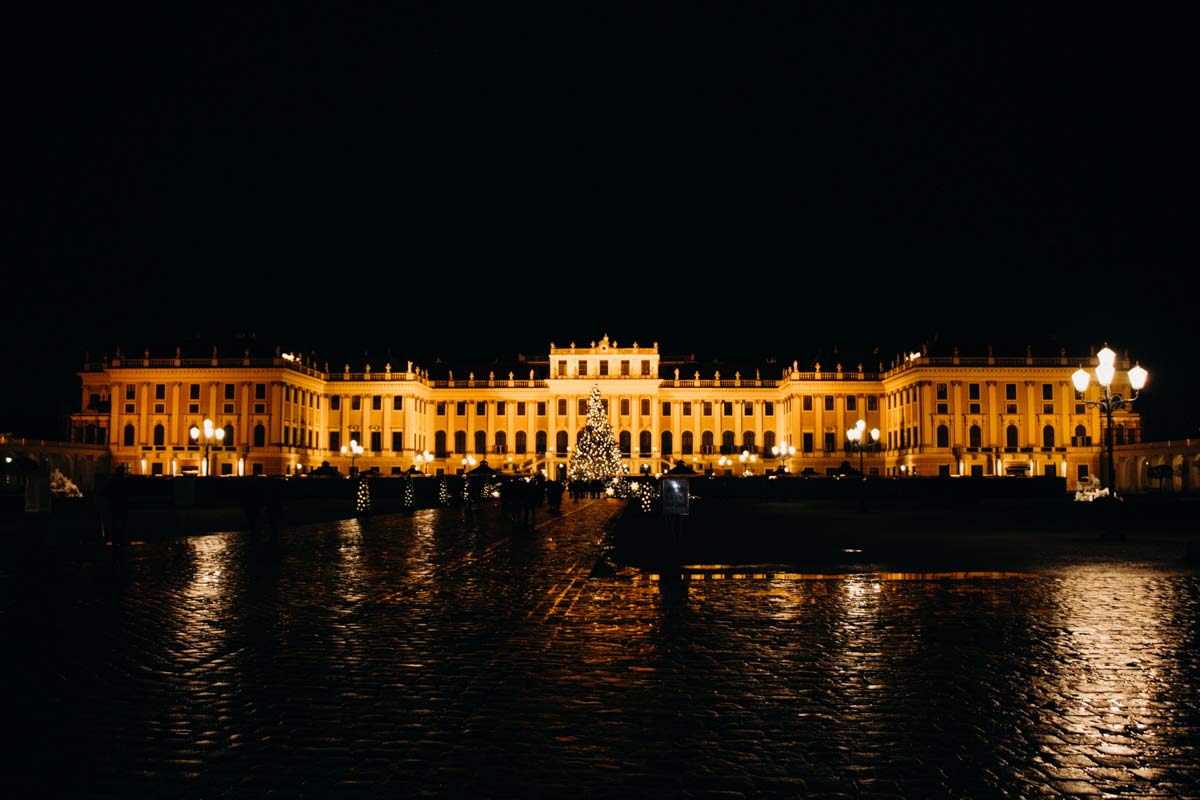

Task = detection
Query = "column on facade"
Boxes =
[916,381,926,451]
[813,388,825,455]
[269,382,284,449]
[382,391,392,454]
[109,380,121,449]
[546,389,557,456]
[240,382,251,464]
[986,381,998,449]
[1024,380,1037,447]
[630,392,640,463]
[1058,380,1071,453]
[171,382,183,447]
[138,381,151,445]
[951,381,964,450]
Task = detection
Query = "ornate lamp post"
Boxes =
[845,418,880,478]
[189,418,225,476]
[1072,345,1149,498]
[771,441,795,473]
[341,438,364,476]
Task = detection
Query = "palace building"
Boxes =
[66,334,1150,490]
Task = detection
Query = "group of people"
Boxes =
[498,475,565,529]
[568,479,607,501]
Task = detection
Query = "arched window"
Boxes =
[639,430,652,455]
[435,430,447,456]
[968,424,982,448]
[619,431,631,456]
[254,423,266,448]
[722,430,735,450]
[1006,424,1019,448]
[763,431,776,452]
[741,431,756,450]
[124,423,135,446]
[701,431,714,453]
[454,430,466,454]
[516,430,527,454]
[495,431,507,453]
[1043,425,1055,448]
[555,430,568,454]
[936,424,949,448]
[474,430,486,453]
[534,431,546,454]
[224,424,234,446]
[682,431,693,455]
[1075,424,1087,438]
[153,423,165,446]
[661,430,673,456]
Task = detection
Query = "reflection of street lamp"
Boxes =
[771,441,795,472]
[189,418,225,476]
[341,438,363,476]
[846,418,880,478]
[1072,345,1149,497]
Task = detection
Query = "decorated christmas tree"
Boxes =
[568,385,626,489]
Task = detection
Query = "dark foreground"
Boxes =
[3,496,1199,799]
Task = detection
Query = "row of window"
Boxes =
[556,359,654,377]
[104,418,1138,453]
[112,384,1093,421]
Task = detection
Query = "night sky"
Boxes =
[8,4,1197,440]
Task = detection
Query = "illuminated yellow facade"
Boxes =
[70,335,1146,487]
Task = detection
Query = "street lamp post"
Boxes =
[771,441,795,473]
[1072,345,1149,499]
[845,418,880,479]
[189,418,225,476]
[341,438,364,476]
[415,449,433,474]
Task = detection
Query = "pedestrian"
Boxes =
[501,478,521,529]
[545,479,564,514]
[522,478,542,527]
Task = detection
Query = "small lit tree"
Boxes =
[568,385,625,490]
[355,474,373,515]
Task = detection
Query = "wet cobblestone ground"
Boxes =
[4,499,1199,799]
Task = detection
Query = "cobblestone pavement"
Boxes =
[4,499,1200,799]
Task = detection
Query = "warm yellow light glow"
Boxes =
[1096,345,1117,368]
[1072,367,1090,393]
[1128,362,1148,391]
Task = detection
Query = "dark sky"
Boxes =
[8,4,1197,440]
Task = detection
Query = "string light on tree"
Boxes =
[567,385,625,494]
[355,473,373,515]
